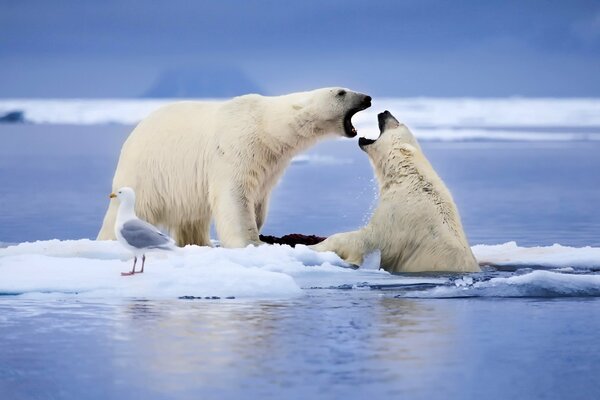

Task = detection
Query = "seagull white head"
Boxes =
[109,187,136,204]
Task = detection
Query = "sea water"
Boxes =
[1,103,600,399]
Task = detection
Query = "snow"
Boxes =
[0,99,171,125]
[2,98,599,141]
[383,128,600,142]
[291,154,353,165]
[472,241,600,269]
[0,240,434,299]
[360,97,600,128]
[1,239,599,299]
[0,240,309,298]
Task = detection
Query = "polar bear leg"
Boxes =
[96,200,118,240]
[212,186,262,248]
[254,196,269,231]
[175,219,211,247]
[311,231,368,266]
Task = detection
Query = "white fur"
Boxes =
[312,112,480,273]
[97,88,370,247]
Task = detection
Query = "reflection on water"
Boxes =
[0,294,457,399]
[2,295,599,399]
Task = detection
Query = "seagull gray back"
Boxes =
[120,220,172,250]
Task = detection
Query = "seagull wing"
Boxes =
[120,219,173,250]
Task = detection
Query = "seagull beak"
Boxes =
[109,193,117,199]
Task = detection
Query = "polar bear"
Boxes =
[312,111,479,273]
[97,88,371,247]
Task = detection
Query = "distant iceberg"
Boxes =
[0,110,25,123]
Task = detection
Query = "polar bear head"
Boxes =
[358,110,421,180]
[292,87,371,138]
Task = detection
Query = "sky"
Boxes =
[1,0,599,98]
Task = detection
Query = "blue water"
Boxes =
[2,295,599,400]
[1,124,600,399]
[1,125,599,247]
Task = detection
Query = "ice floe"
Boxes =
[1,239,599,299]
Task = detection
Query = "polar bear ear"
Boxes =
[291,97,311,111]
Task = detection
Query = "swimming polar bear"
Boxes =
[97,88,371,247]
[312,111,480,273]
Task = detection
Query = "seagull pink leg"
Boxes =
[121,256,137,276]
[139,254,146,274]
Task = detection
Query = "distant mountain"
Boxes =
[143,67,262,98]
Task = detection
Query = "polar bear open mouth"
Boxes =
[343,105,370,138]
[358,110,391,147]
[358,136,377,148]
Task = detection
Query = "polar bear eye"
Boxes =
[337,90,346,97]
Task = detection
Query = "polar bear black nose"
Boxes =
[361,95,372,108]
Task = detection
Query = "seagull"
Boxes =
[109,187,177,276]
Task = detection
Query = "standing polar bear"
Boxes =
[97,88,372,247]
[312,111,479,273]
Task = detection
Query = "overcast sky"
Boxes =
[1,0,599,97]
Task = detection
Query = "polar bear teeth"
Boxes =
[343,110,360,137]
